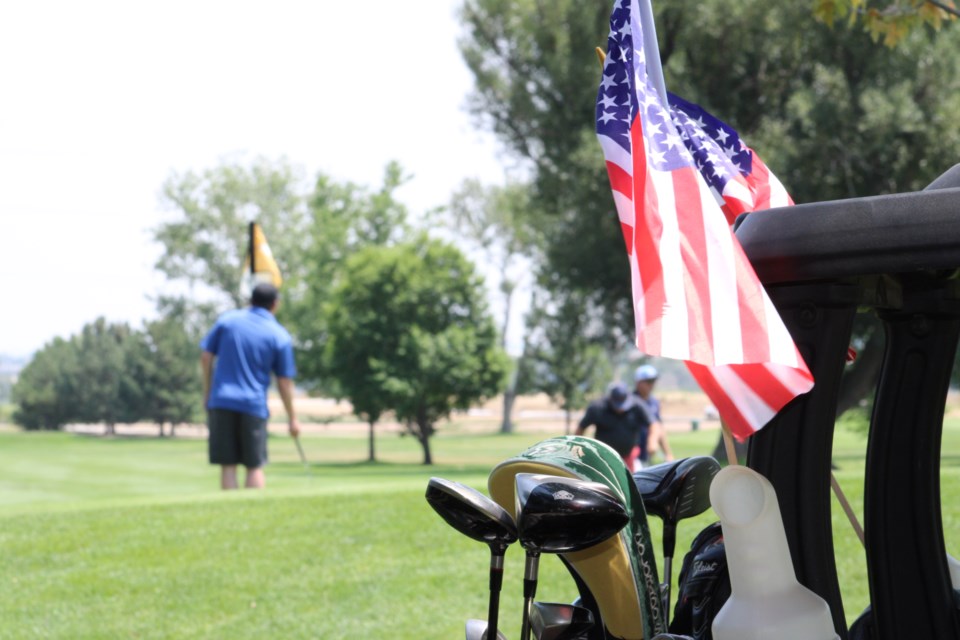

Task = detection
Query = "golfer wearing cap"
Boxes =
[200,283,301,490]
[575,381,655,470]
[633,364,673,467]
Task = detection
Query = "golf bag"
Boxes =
[668,522,730,639]
[488,436,668,639]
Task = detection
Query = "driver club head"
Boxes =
[530,602,595,640]
[514,474,629,553]
[635,456,720,525]
[426,477,518,552]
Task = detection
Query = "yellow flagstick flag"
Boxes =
[241,222,283,292]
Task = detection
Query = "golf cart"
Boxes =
[734,163,960,638]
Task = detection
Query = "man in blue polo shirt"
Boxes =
[200,283,300,490]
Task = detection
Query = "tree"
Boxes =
[153,156,309,310]
[124,318,202,437]
[73,319,137,436]
[447,179,542,433]
[658,1,960,204]
[520,290,613,434]
[11,337,80,431]
[814,0,957,46]
[459,0,646,340]
[284,161,411,393]
[325,236,508,464]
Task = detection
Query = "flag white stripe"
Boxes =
[628,250,647,339]
[768,173,791,208]
[764,294,801,367]
[651,168,690,360]
[598,135,634,176]
[702,181,744,365]
[722,179,753,208]
[613,191,636,229]
[708,366,778,428]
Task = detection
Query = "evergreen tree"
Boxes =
[11,337,80,431]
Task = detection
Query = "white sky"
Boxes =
[0,1,514,358]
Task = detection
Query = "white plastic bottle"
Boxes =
[948,552,960,589]
[709,465,840,640]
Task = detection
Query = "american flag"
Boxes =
[595,0,813,439]
[669,93,793,223]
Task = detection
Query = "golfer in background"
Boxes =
[575,382,653,471]
[200,283,300,490]
[633,364,673,466]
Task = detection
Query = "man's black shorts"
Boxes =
[208,409,268,468]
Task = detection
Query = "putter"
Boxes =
[530,602,595,640]
[515,474,630,640]
[633,456,720,620]
[426,477,518,640]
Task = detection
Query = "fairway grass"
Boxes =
[1,423,958,638]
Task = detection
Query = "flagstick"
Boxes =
[720,421,740,466]
[830,472,865,547]
[249,221,256,275]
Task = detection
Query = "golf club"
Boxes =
[633,456,720,620]
[529,602,595,640]
[426,477,518,640]
[514,473,630,640]
[466,619,508,640]
[293,435,311,473]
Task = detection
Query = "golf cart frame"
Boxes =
[736,164,960,638]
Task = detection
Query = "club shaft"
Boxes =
[487,553,504,640]
[520,552,540,640]
[663,555,673,622]
[294,437,308,466]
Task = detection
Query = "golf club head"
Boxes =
[426,477,518,552]
[465,619,508,640]
[514,474,629,553]
[530,602,595,640]
[632,456,720,525]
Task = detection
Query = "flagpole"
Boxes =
[720,421,740,466]
[249,222,256,275]
[636,0,669,107]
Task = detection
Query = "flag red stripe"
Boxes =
[632,118,665,354]
[686,362,753,440]
[732,240,770,362]
[673,169,714,361]
[620,221,634,255]
[606,160,634,200]
[735,364,799,413]
[749,156,772,210]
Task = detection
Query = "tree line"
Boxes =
[12,318,199,436]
